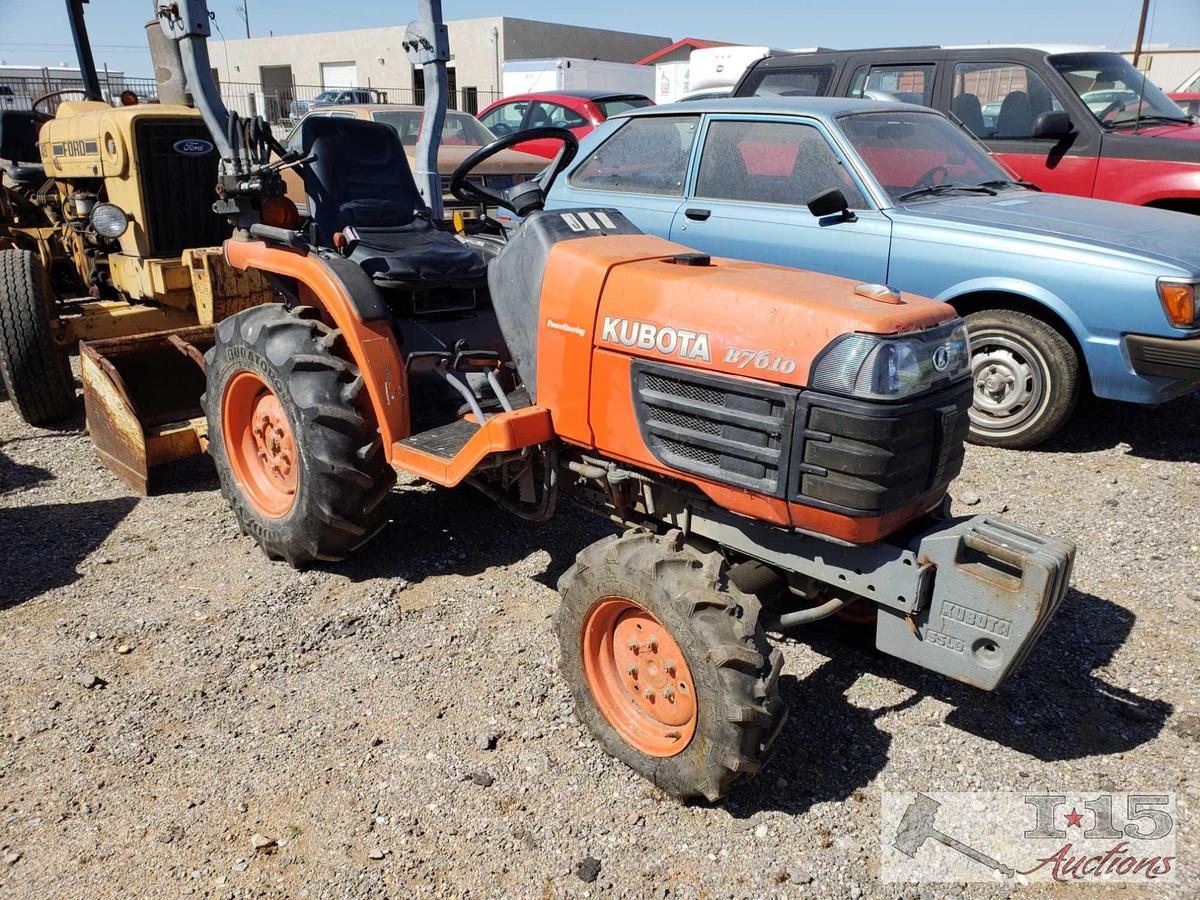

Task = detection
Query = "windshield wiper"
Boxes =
[897,183,998,202]
[978,178,1042,192]
[1108,114,1195,128]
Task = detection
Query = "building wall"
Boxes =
[208,26,413,91]
[208,17,670,97]
[1123,49,1200,93]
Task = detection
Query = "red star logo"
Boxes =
[1065,808,1084,828]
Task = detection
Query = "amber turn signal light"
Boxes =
[260,196,299,231]
[1158,280,1199,328]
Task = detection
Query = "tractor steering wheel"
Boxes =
[449,127,580,216]
[32,89,91,114]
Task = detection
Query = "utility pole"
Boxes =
[1132,0,1150,67]
[235,1,250,39]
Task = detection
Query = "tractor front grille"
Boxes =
[790,380,972,515]
[133,118,229,257]
[630,359,972,518]
[632,361,796,496]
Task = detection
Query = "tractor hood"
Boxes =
[890,191,1200,276]
[593,241,957,386]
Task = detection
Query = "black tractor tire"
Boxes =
[0,249,75,425]
[556,530,786,802]
[202,303,395,566]
[964,308,1080,450]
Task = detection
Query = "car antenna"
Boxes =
[1133,62,1148,134]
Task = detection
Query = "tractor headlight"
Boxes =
[811,321,970,400]
[89,202,129,239]
[1157,279,1200,329]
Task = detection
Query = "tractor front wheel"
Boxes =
[203,303,395,565]
[0,249,75,425]
[557,531,786,801]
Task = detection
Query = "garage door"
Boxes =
[320,62,358,88]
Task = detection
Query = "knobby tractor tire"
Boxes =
[202,303,395,566]
[557,530,786,802]
[0,249,75,425]
[965,308,1080,450]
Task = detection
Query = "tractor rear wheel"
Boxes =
[0,249,75,425]
[202,303,395,566]
[556,531,786,802]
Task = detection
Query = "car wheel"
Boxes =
[964,309,1080,450]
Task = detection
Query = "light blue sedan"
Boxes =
[545,97,1200,448]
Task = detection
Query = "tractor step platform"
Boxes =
[398,419,477,461]
[390,406,555,488]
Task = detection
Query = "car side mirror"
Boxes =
[807,187,857,222]
[1033,110,1073,140]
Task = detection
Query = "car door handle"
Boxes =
[684,208,711,221]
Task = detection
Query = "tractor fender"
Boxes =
[223,238,409,449]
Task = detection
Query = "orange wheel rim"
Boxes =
[581,596,697,757]
[222,371,298,518]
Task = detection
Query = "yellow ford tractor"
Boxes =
[0,0,270,429]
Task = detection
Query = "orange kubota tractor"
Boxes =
[148,1,1075,801]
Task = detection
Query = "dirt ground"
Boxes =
[0,383,1197,899]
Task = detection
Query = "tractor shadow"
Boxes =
[0,446,53,495]
[0,449,138,608]
[1038,392,1200,462]
[725,586,1169,818]
[328,481,618,586]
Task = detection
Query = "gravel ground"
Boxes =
[0,377,1198,899]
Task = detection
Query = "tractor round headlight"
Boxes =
[89,202,129,239]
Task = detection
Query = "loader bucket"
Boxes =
[81,325,213,494]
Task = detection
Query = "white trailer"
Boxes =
[687,45,819,95]
[502,58,655,98]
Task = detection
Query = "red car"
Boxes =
[736,47,1200,213]
[478,90,653,159]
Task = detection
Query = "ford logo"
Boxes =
[932,345,952,372]
[174,138,213,155]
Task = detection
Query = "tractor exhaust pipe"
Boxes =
[145,18,190,106]
[65,0,103,101]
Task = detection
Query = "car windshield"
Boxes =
[313,91,339,103]
[1050,52,1190,127]
[371,110,497,146]
[838,110,1017,204]
[595,96,653,117]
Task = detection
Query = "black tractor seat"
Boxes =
[300,116,486,290]
[334,198,486,289]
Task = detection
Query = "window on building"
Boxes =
[952,62,1062,139]
[412,66,458,109]
[461,86,479,115]
[695,120,866,208]
[570,116,699,196]
[848,64,937,106]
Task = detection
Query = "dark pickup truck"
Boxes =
[733,45,1200,214]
